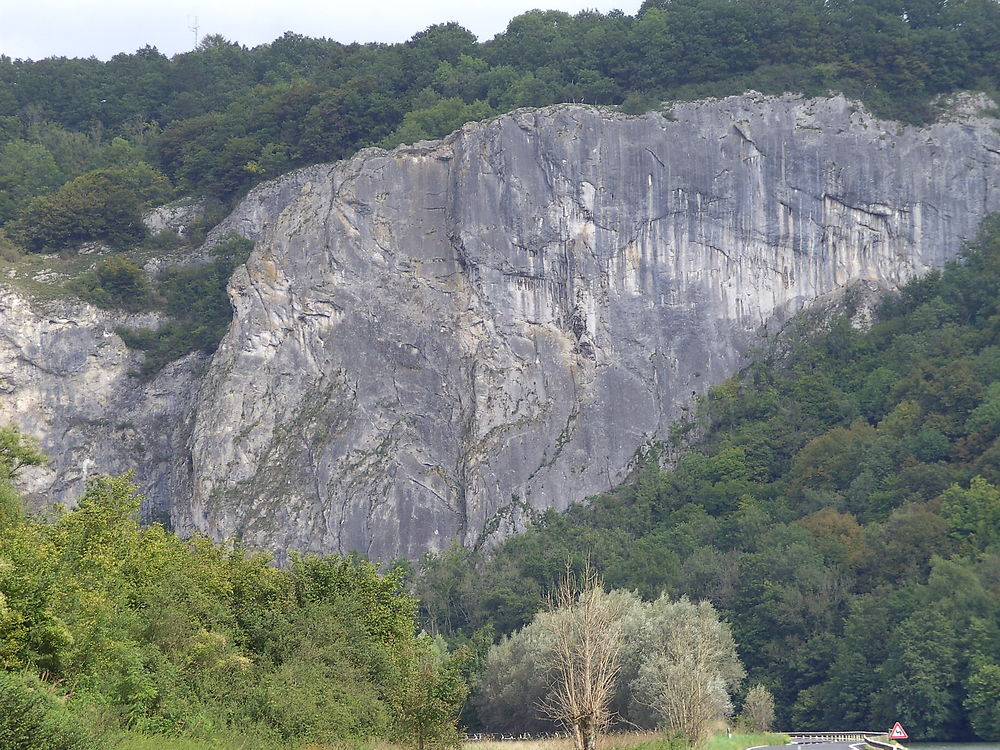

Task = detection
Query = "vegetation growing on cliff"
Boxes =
[413,215,1000,740]
[114,233,254,375]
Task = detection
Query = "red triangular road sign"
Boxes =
[890,723,908,740]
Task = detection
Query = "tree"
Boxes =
[630,596,744,744]
[473,587,747,737]
[0,425,45,528]
[391,636,469,750]
[407,23,479,66]
[474,622,557,733]
[0,425,45,482]
[12,169,147,251]
[414,542,477,637]
[965,663,1000,739]
[383,97,493,147]
[542,568,627,750]
[740,684,776,731]
[0,139,64,224]
[876,608,961,738]
[940,477,1000,553]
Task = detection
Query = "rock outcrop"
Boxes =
[0,292,203,524]
[3,93,999,559]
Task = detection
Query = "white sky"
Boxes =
[1,0,643,62]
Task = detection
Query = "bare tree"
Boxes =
[541,567,628,750]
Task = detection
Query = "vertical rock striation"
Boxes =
[0,292,203,522]
[1,93,998,559]
[177,93,1000,559]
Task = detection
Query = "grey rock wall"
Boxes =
[182,93,1000,559]
[2,93,999,559]
[0,291,203,523]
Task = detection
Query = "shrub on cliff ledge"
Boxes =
[116,233,253,375]
[12,169,147,252]
[70,255,152,312]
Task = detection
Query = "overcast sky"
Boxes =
[1,0,643,62]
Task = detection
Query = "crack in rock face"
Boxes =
[3,93,1000,561]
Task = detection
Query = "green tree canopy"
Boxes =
[12,169,147,252]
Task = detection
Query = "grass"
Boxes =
[465,731,789,750]
[0,239,199,306]
[111,735,409,750]
[0,248,100,303]
[111,732,274,749]
[465,736,650,750]
[111,733,346,749]
[109,728,787,750]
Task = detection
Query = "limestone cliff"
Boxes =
[3,93,999,559]
[0,292,203,524]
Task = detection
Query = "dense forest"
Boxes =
[2,0,1000,256]
[0,458,469,747]
[412,215,1000,741]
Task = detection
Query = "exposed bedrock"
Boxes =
[3,93,999,559]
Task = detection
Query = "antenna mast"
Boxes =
[188,16,200,49]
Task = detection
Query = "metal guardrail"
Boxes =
[863,737,906,750]
[787,732,878,741]
[784,732,905,749]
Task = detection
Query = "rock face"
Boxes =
[143,198,206,239]
[0,292,203,524]
[3,93,1000,559]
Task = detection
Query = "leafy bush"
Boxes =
[0,227,22,262]
[117,233,253,375]
[70,256,151,312]
[11,169,147,252]
[0,672,98,750]
[0,464,468,747]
